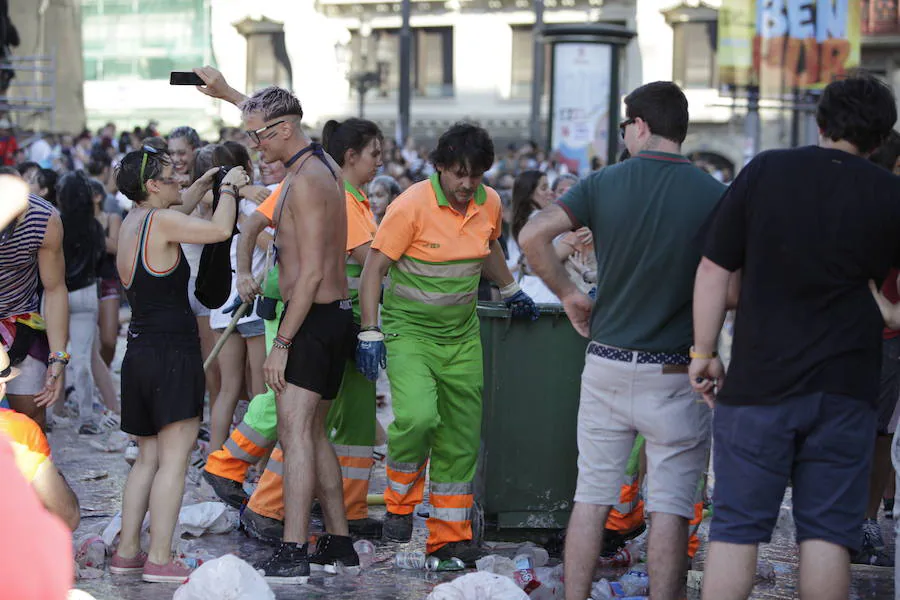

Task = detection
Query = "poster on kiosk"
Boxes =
[550,43,612,177]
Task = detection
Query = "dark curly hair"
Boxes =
[429,122,494,176]
[816,71,897,155]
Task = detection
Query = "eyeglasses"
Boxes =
[139,145,160,193]
[619,118,636,139]
[246,120,286,145]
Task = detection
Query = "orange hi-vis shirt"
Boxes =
[372,173,502,341]
[0,408,50,482]
[256,181,284,223]
[344,181,377,321]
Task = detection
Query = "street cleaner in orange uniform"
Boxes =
[355,123,540,566]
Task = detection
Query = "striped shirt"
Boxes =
[0,195,54,319]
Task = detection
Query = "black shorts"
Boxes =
[876,337,900,435]
[281,299,354,400]
[120,334,205,437]
[710,392,876,552]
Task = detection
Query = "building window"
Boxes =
[863,0,900,35]
[80,0,211,81]
[349,26,453,98]
[511,26,533,99]
[672,21,718,89]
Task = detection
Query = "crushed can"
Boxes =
[425,556,465,571]
[513,554,541,594]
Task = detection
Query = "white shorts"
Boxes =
[187,276,210,318]
[6,355,47,397]
[575,349,711,519]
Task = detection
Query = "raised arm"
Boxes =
[171,167,218,215]
[156,167,247,245]
[35,213,68,408]
[194,66,248,107]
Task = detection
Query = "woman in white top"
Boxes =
[507,170,560,304]
[196,142,273,452]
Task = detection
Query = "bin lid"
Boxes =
[477,301,568,318]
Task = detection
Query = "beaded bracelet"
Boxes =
[48,351,70,365]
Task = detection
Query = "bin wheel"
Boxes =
[472,501,485,546]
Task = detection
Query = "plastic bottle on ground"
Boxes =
[513,554,543,594]
[354,539,376,568]
[394,551,427,569]
[515,542,550,568]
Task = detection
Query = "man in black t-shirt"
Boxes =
[691,74,900,600]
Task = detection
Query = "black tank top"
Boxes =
[124,209,197,338]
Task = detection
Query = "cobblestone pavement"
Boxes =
[56,314,896,599]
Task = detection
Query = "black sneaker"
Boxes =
[241,507,284,544]
[428,540,487,567]
[309,534,361,575]
[202,469,249,509]
[601,522,647,557]
[349,517,383,540]
[382,511,413,543]
[256,542,310,584]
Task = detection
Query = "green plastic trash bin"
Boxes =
[475,302,588,536]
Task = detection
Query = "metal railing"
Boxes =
[0,54,57,131]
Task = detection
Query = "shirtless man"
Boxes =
[195,67,358,583]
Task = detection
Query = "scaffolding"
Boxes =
[0,53,56,132]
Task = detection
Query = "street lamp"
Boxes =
[347,21,384,118]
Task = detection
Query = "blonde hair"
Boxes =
[239,86,303,122]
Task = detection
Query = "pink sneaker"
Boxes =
[142,558,194,583]
[109,550,147,574]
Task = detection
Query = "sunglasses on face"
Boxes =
[139,145,177,191]
[619,118,636,139]
[246,120,286,145]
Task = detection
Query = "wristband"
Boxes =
[48,351,70,365]
[358,330,385,342]
[499,281,522,299]
[274,334,292,348]
[689,346,718,359]
[220,188,236,197]
[360,325,381,333]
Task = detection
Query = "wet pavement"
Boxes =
[52,314,897,599]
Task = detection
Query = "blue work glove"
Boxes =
[504,288,540,321]
[356,329,387,382]
[222,296,243,316]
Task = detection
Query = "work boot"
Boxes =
[349,517,383,540]
[256,542,310,584]
[241,507,284,544]
[202,470,249,509]
[429,541,487,567]
[308,533,361,575]
[382,511,413,543]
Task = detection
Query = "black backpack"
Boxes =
[194,168,238,309]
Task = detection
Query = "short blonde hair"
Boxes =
[240,86,303,122]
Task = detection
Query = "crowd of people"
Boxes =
[0,64,899,600]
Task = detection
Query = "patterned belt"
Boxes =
[587,341,690,366]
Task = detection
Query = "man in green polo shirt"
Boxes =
[520,81,726,600]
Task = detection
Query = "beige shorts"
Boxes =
[575,349,711,519]
[6,355,47,397]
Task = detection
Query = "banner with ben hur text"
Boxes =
[718,0,860,95]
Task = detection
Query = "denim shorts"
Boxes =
[214,318,265,339]
[710,392,876,552]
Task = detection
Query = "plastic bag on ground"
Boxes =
[74,534,106,570]
[178,502,239,536]
[475,554,516,578]
[427,572,529,600]
[173,554,275,600]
